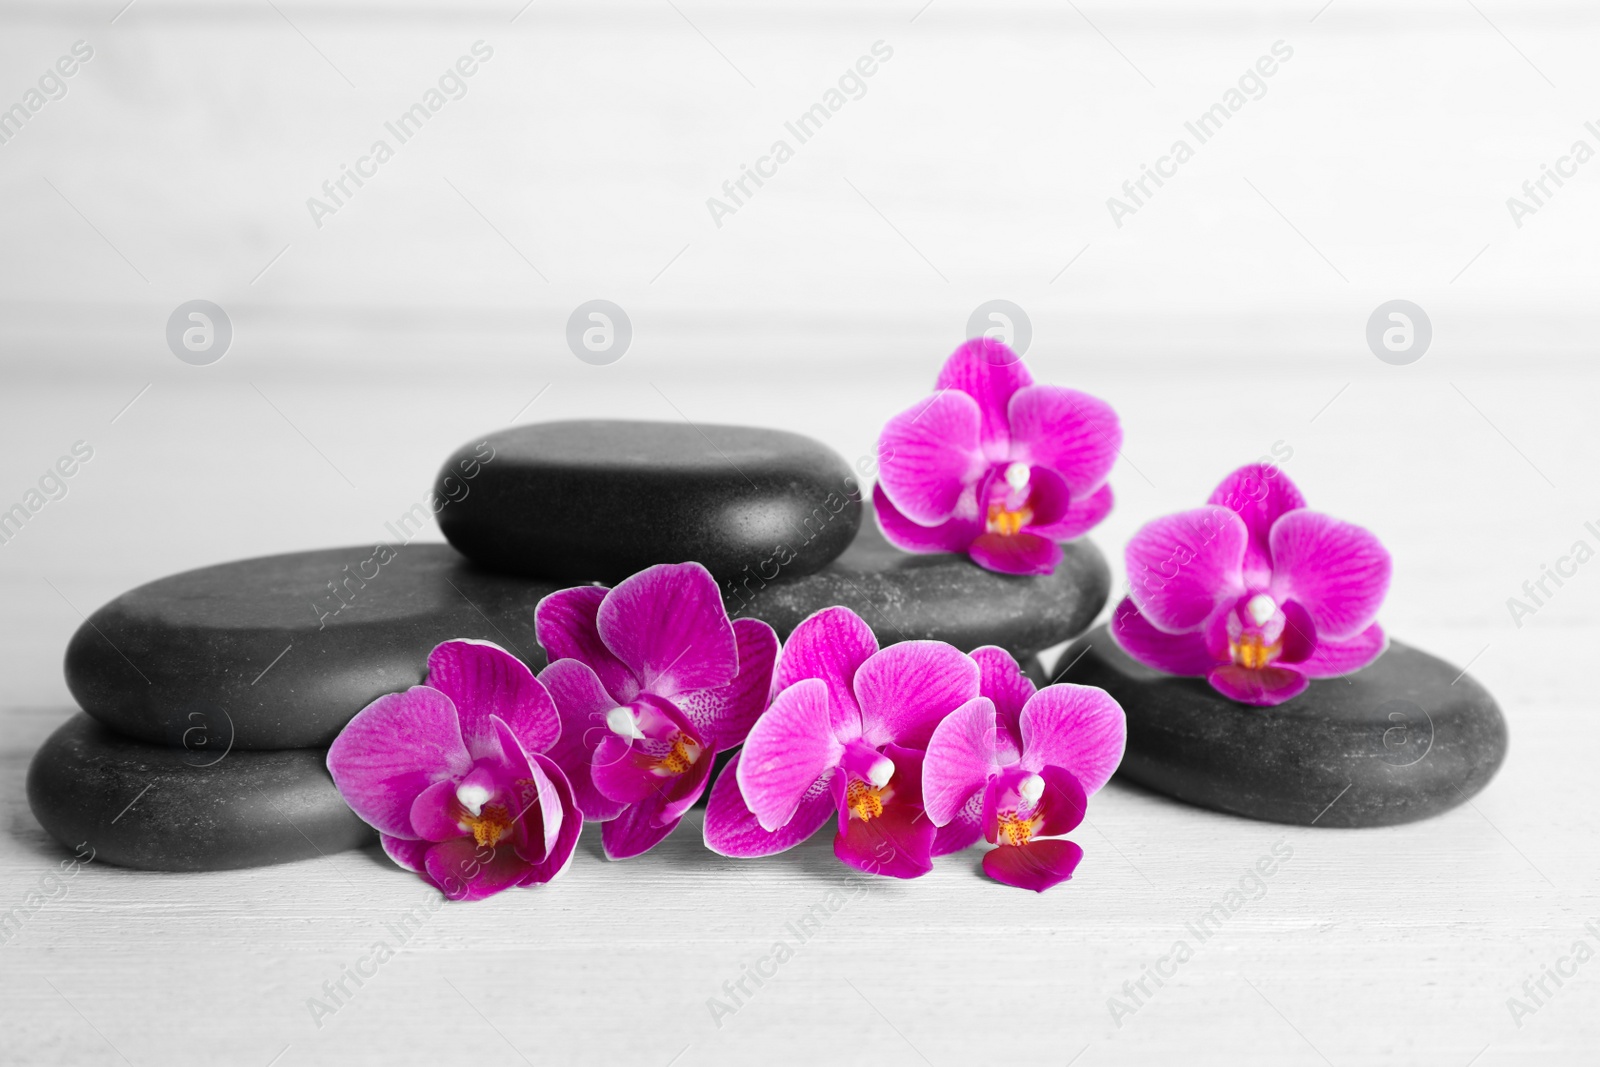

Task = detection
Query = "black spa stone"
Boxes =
[1038,625,1508,828]
[434,420,861,584]
[732,521,1110,659]
[27,714,373,871]
[65,544,559,751]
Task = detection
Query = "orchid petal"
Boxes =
[426,639,559,759]
[923,697,1003,826]
[1208,464,1306,583]
[534,585,639,704]
[876,390,985,525]
[519,753,581,883]
[968,531,1062,576]
[983,839,1084,892]
[931,793,986,856]
[676,617,778,752]
[423,837,532,902]
[538,658,629,822]
[1269,510,1392,642]
[326,686,472,838]
[1124,506,1247,632]
[1207,664,1310,706]
[408,779,465,842]
[597,562,739,696]
[833,745,934,879]
[704,751,837,858]
[600,751,713,860]
[1006,384,1121,497]
[969,645,1034,745]
[1017,684,1126,796]
[1297,623,1386,678]
[1109,597,1219,676]
[933,338,1033,457]
[853,640,981,750]
[380,834,429,873]
[1028,482,1114,543]
[773,606,878,732]
[873,483,981,554]
[1029,765,1089,838]
[738,678,847,831]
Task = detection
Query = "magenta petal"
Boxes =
[853,640,981,750]
[409,779,464,842]
[589,694,703,807]
[970,645,1033,745]
[931,793,985,857]
[738,678,846,831]
[873,483,981,554]
[599,751,714,860]
[1124,506,1247,632]
[537,658,628,822]
[704,751,837,858]
[676,617,778,752]
[1276,599,1318,665]
[1298,623,1386,678]
[923,697,1002,826]
[968,531,1062,576]
[833,747,934,879]
[326,687,472,838]
[598,562,739,696]
[1269,510,1392,642]
[1208,664,1310,706]
[1109,597,1219,676]
[380,833,429,873]
[876,389,986,525]
[1030,765,1089,838]
[535,585,639,705]
[423,837,530,902]
[519,753,581,883]
[934,338,1034,457]
[983,839,1084,892]
[1017,684,1126,796]
[773,605,878,730]
[1006,384,1121,498]
[1208,464,1306,583]
[1030,482,1114,543]
[490,716,562,860]
[426,639,559,759]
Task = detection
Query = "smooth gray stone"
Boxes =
[1038,625,1508,828]
[27,714,373,871]
[733,521,1110,659]
[435,420,861,585]
[65,544,558,750]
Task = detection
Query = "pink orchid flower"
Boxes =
[1112,464,1392,707]
[923,647,1126,891]
[535,562,777,860]
[326,639,580,901]
[873,338,1121,576]
[702,606,981,879]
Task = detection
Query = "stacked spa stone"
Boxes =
[32,420,1112,871]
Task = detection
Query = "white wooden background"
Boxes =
[4,1,1600,1064]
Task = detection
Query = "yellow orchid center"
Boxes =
[846,779,885,821]
[986,502,1033,536]
[1230,632,1281,670]
[457,802,514,849]
[654,733,701,776]
[996,811,1036,846]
